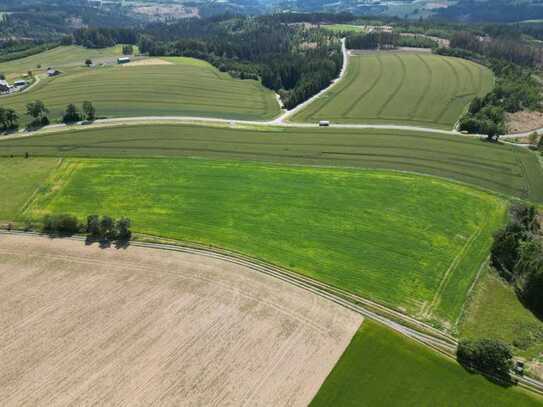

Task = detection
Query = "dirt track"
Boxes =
[0,234,361,406]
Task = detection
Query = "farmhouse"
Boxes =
[117,56,131,64]
[47,68,62,77]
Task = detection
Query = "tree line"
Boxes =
[346,31,438,50]
[0,100,97,133]
[138,15,343,110]
[43,213,132,243]
[491,203,543,318]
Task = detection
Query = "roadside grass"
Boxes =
[24,158,505,321]
[461,270,543,360]
[0,45,125,78]
[311,320,543,406]
[0,157,60,223]
[1,124,542,203]
[291,52,494,130]
[3,59,280,124]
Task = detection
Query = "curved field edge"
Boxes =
[289,52,494,130]
[20,157,506,323]
[311,320,543,406]
[0,124,541,203]
[3,59,281,123]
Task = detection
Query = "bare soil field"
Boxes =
[0,234,361,406]
[123,58,173,67]
[506,111,543,133]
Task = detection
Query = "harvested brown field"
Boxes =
[506,110,543,133]
[123,58,173,67]
[0,234,362,406]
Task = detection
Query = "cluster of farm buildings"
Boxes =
[0,68,62,95]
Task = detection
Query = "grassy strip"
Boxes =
[311,320,543,406]
[461,270,543,361]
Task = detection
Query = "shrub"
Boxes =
[457,339,513,383]
[42,214,80,235]
[62,104,81,124]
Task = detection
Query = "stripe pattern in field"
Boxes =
[4,58,281,122]
[291,52,494,130]
[2,124,542,203]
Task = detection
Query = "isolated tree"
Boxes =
[116,217,132,240]
[122,45,134,55]
[25,100,49,127]
[85,58,93,67]
[457,339,513,383]
[5,109,18,130]
[100,216,115,239]
[0,73,4,80]
[86,215,101,237]
[510,202,539,235]
[528,132,538,146]
[82,101,96,121]
[62,104,81,124]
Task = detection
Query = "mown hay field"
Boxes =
[3,58,281,122]
[0,45,125,78]
[311,320,543,406]
[1,124,541,203]
[0,234,361,406]
[24,157,506,322]
[291,52,494,129]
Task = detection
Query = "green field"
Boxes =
[461,270,543,360]
[0,157,60,223]
[22,157,506,322]
[291,53,494,129]
[0,45,125,78]
[312,320,542,406]
[1,124,542,203]
[3,59,280,122]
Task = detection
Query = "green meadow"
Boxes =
[0,157,60,223]
[3,58,280,123]
[24,157,506,322]
[311,320,543,406]
[461,270,543,360]
[291,52,494,129]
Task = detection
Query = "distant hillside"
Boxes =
[435,0,543,23]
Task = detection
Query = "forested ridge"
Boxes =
[70,15,343,110]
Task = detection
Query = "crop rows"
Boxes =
[1,124,541,203]
[4,59,281,122]
[291,53,494,129]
